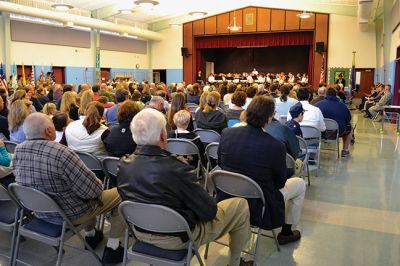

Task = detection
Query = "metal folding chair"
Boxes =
[185,104,199,118]
[76,151,108,185]
[204,142,219,190]
[286,153,296,178]
[118,201,204,266]
[8,184,102,266]
[0,185,19,264]
[323,118,340,158]
[166,139,204,181]
[101,156,120,189]
[3,141,18,154]
[193,129,221,145]
[204,170,280,265]
[300,125,321,174]
[297,136,310,186]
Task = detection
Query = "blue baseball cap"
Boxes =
[289,102,305,118]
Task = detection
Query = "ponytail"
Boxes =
[83,102,104,134]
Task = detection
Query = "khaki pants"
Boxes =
[135,198,251,266]
[279,177,306,227]
[72,188,124,238]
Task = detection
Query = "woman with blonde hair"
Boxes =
[194,91,227,134]
[65,101,109,158]
[60,91,79,120]
[8,99,31,143]
[78,90,94,117]
[42,102,57,117]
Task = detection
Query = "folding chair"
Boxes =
[381,106,400,133]
[279,115,288,124]
[118,201,204,266]
[193,129,221,145]
[286,153,296,178]
[166,139,204,181]
[185,104,198,118]
[322,118,340,159]
[300,125,321,174]
[101,156,120,189]
[75,151,108,186]
[8,184,102,266]
[3,141,18,154]
[204,170,280,265]
[297,136,310,186]
[204,142,219,190]
[106,122,120,129]
[0,185,19,264]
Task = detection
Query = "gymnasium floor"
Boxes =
[1,111,400,266]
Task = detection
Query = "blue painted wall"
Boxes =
[167,69,183,85]
[65,67,95,85]
[110,68,149,82]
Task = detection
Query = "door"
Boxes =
[393,47,400,105]
[354,68,375,98]
[152,69,166,84]
[52,67,65,84]
[101,68,111,83]
[17,65,33,85]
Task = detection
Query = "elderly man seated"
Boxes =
[365,84,393,120]
[117,109,253,266]
[13,113,124,264]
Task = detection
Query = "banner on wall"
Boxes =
[95,47,100,84]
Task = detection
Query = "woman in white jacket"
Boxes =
[65,101,109,159]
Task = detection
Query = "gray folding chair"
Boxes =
[101,156,120,189]
[76,151,108,186]
[185,104,198,119]
[3,141,18,154]
[323,118,340,158]
[8,184,101,266]
[297,136,310,186]
[166,139,204,180]
[204,170,280,264]
[194,129,221,145]
[118,201,204,266]
[300,125,321,174]
[286,153,296,178]
[0,185,19,264]
[204,142,219,190]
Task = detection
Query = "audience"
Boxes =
[52,113,70,143]
[275,85,298,117]
[104,101,139,157]
[286,102,304,137]
[146,96,165,113]
[79,90,94,118]
[187,83,201,105]
[0,140,13,186]
[65,102,109,158]
[117,108,253,266]
[226,90,246,121]
[218,96,306,245]
[26,85,43,112]
[60,91,79,121]
[13,113,124,264]
[224,84,236,105]
[9,99,31,143]
[106,89,130,124]
[195,91,227,133]
[365,84,393,120]
[167,92,194,131]
[0,96,10,140]
[311,87,327,105]
[243,86,257,109]
[42,102,57,118]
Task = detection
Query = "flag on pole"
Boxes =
[319,53,325,84]
[30,66,35,86]
[0,64,7,89]
[11,63,17,90]
[22,64,27,86]
[350,51,356,90]
[40,66,45,81]
[50,66,56,86]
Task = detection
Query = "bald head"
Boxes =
[318,87,327,97]
[23,112,56,140]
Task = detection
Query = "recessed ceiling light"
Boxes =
[51,1,74,11]
[189,11,208,19]
[134,0,159,9]
[296,11,313,19]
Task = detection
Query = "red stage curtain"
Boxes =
[308,45,313,84]
[195,31,313,49]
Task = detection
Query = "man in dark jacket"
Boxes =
[117,108,252,266]
[218,96,306,245]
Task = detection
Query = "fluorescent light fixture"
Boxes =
[63,21,74,28]
[296,11,313,19]
[51,0,74,11]
[119,9,133,15]
[189,11,208,19]
[169,22,182,27]
[134,0,159,9]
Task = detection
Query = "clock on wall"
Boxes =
[135,64,140,69]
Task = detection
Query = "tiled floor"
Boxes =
[1,111,400,266]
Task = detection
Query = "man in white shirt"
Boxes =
[287,88,326,132]
[208,74,215,84]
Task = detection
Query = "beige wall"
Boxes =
[101,50,149,69]
[150,26,183,69]
[390,25,400,60]
[328,14,376,68]
[0,15,4,64]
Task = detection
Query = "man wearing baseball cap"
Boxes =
[286,102,304,137]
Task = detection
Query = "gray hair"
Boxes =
[23,112,53,140]
[130,109,166,145]
[149,96,164,105]
[318,86,327,96]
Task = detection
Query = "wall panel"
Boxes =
[257,8,271,32]
[243,7,257,32]
[205,16,217,35]
[271,9,285,31]
[193,20,205,35]
[285,10,300,30]
[300,15,316,30]
[217,13,230,34]
[183,23,193,83]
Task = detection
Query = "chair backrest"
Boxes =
[3,141,18,153]
[194,129,221,144]
[228,119,240,128]
[102,157,120,177]
[76,151,103,171]
[300,125,321,146]
[211,170,265,206]
[205,142,219,161]
[279,115,288,124]
[118,201,191,235]
[0,184,12,201]
[286,153,296,174]
[185,104,199,113]
[166,139,200,156]
[8,183,59,213]
[297,136,308,153]
[323,118,339,139]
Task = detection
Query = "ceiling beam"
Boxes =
[91,5,120,19]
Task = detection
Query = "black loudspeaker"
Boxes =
[181,47,189,57]
[316,42,325,53]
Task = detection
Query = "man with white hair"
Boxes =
[311,86,327,105]
[13,113,124,264]
[117,109,253,266]
[145,95,165,113]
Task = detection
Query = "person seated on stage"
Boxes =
[362,84,384,112]
[301,73,308,84]
[275,85,298,117]
[311,86,327,105]
[227,91,246,121]
[287,88,326,132]
[195,92,227,134]
[365,84,393,120]
[187,83,201,105]
[286,102,304,138]
[288,73,295,83]
[13,113,124,264]
[224,84,236,105]
[218,96,306,245]
[315,88,353,157]
[358,85,378,111]
[117,109,253,266]
[269,83,280,98]
[207,73,215,84]
[243,86,257,110]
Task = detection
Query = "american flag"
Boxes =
[319,53,325,84]
[51,67,56,86]
[30,66,35,86]
[0,64,7,89]
[40,66,45,81]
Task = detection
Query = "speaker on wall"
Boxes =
[181,47,189,57]
[316,42,325,53]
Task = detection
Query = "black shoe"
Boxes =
[85,229,103,250]
[102,245,124,264]
[277,230,301,245]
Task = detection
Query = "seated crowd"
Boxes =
[0,76,371,265]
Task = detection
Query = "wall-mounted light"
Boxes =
[51,0,74,11]
[227,11,241,31]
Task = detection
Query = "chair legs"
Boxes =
[271,229,280,252]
